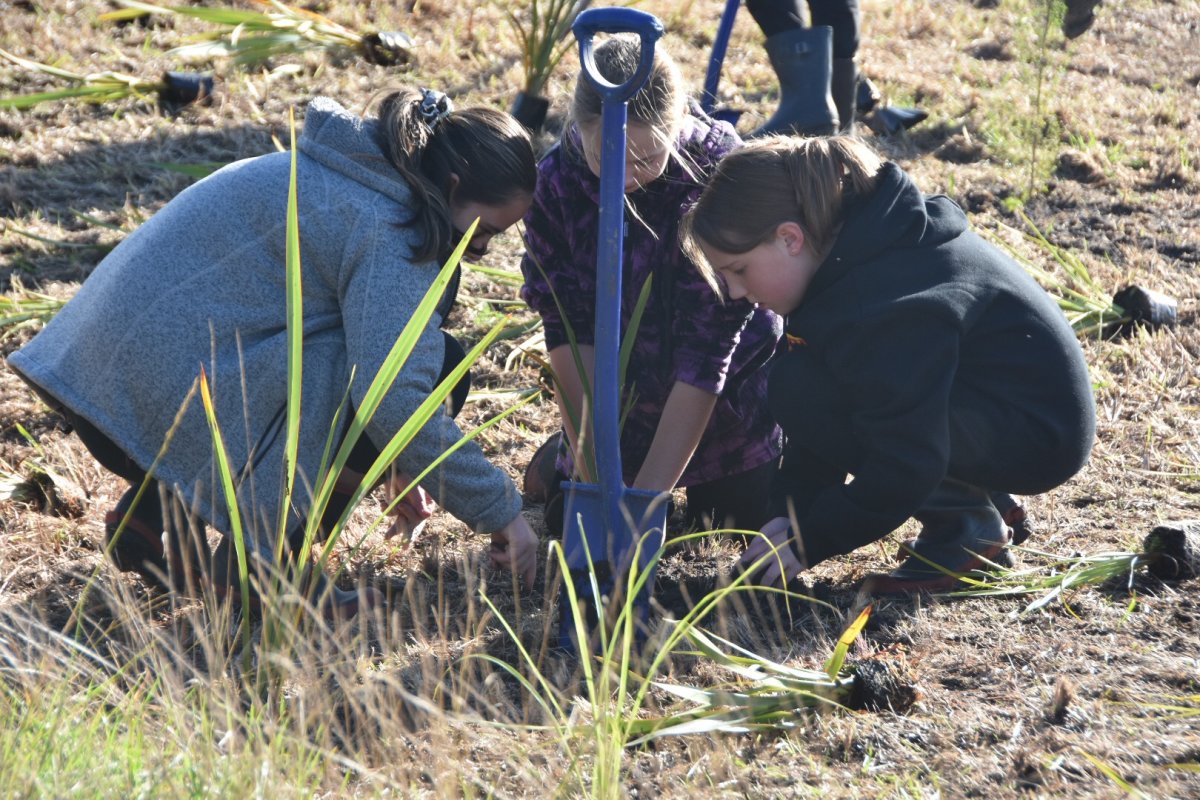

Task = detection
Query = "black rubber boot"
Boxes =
[866,479,1013,594]
[751,26,838,137]
[831,58,858,133]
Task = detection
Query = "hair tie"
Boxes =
[418,87,453,130]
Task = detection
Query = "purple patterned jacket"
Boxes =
[520,112,782,486]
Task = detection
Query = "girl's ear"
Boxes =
[777,221,807,255]
[447,172,461,202]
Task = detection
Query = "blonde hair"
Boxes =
[569,34,687,146]
[681,135,885,293]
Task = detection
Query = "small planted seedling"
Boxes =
[627,607,919,745]
[946,520,1200,613]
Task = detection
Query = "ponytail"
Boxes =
[682,135,884,288]
[376,88,537,262]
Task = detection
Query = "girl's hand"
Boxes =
[384,471,436,543]
[489,513,539,590]
[737,516,805,588]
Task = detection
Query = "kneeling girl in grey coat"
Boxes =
[8,87,539,616]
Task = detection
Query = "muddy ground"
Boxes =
[2,0,1199,796]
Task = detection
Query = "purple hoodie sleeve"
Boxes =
[671,275,756,394]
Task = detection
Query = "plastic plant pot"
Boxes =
[361,31,415,67]
[158,71,214,114]
[1109,284,1178,337]
[510,90,551,132]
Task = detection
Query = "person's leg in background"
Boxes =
[745,0,839,136]
[1062,0,1102,39]
[807,0,861,132]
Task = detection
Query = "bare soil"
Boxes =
[2,0,1199,796]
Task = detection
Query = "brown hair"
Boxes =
[570,34,687,144]
[681,135,885,292]
[376,88,537,262]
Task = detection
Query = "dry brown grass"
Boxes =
[2,0,1199,796]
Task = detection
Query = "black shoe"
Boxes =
[523,431,563,504]
[865,479,1013,594]
[856,76,882,115]
[104,488,176,592]
[105,486,211,594]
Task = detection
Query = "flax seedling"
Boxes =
[505,0,594,100]
[626,609,870,742]
[941,545,1141,614]
[0,48,180,110]
[103,0,415,68]
[521,253,654,482]
[473,531,914,794]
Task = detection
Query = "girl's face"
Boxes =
[578,121,673,193]
[699,222,821,316]
[449,193,532,261]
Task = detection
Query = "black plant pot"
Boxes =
[1108,284,1178,338]
[361,31,415,67]
[511,90,550,133]
[158,71,214,114]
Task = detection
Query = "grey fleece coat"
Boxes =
[8,97,522,554]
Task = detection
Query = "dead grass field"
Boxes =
[2,0,1199,797]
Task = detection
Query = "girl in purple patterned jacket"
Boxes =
[520,36,783,536]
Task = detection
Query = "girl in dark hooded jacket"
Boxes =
[682,135,1095,592]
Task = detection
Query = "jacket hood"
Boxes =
[298,96,414,207]
[810,162,969,295]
